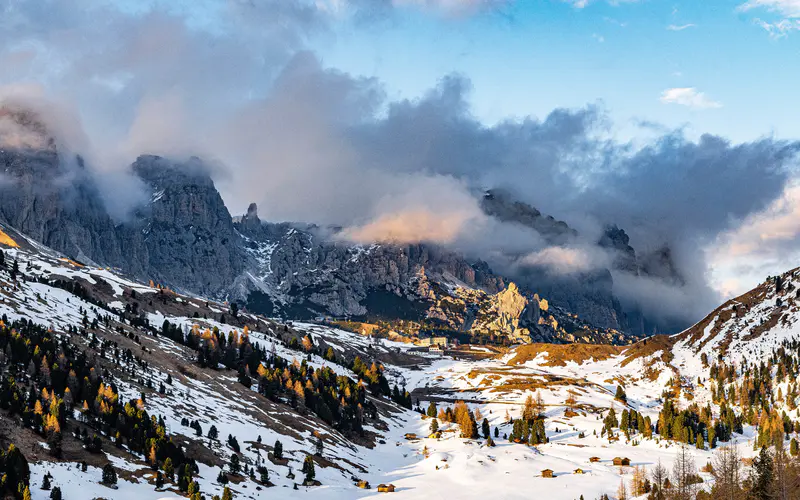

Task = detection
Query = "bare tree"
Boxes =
[535,391,546,418]
[617,477,628,500]
[671,445,698,500]
[630,465,648,496]
[651,459,669,500]
[712,444,743,500]
[770,441,800,500]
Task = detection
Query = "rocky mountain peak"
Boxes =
[246,202,259,219]
[480,189,577,244]
[599,224,638,273]
[132,155,215,189]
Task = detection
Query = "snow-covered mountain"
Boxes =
[3,214,800,499]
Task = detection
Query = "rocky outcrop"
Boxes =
[116,155,246,295]
[599,225,638,274]
[471,282,539,343]
[480,189,576,244]
[0,124,245,296]
[232,215,507,319]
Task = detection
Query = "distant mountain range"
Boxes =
[0,108,686,342]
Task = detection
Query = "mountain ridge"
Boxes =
[1,124,683,341]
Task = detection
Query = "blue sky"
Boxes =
[318,0,799,143]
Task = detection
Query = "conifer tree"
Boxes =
[748,446,774,499]
[229,454,240,475]
[302,455,316,483]
[221,486,233,500]
[102,464,117,485]
[427,401,437,418]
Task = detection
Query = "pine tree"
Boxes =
[482,418,490,439]
[49,487,62,500]
[315,437,324,457]
[221,486,233,500]
[102,464,117,485]
[427,401,437,418]
[274,439,283,459]
[748,446,774,499]
[229,454,241,475]
[650,459,669,500]
[164,458,175,480]
[711,445,742,499]
[41,473,51,490]
[302,455,316,483]
[617,478,628,500]
[672,445,698,500]
[430,418,439,434]
[258,466,269,483]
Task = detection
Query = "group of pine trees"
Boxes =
[508,393,547,445]
[157,317,414,436]
[426,393,545,447]
[0,443,30,499]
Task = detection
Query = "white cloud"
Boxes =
[754,18,800,37]
[520,247,596,275]
[739,0,800,18]
[708,183,800,298]
[592,33,605,43]
[659,88,722,109]
[739,1,800,37]
[667,23,696,31]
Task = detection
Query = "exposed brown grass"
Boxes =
[619,335,675,367]
[508,343,623,367]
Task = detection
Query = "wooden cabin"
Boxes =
[574,468,586,475]
[589,457,601,463]
[377,484,396,492]
[612,457,631,466]
[404,433,418,440]
[541,469,555,478]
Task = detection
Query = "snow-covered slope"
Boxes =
[3,221,800,500]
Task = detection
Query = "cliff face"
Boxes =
[117,155,246,295]
[0,111,124,267]
[233,207,505,318]
[0,129,244,296]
